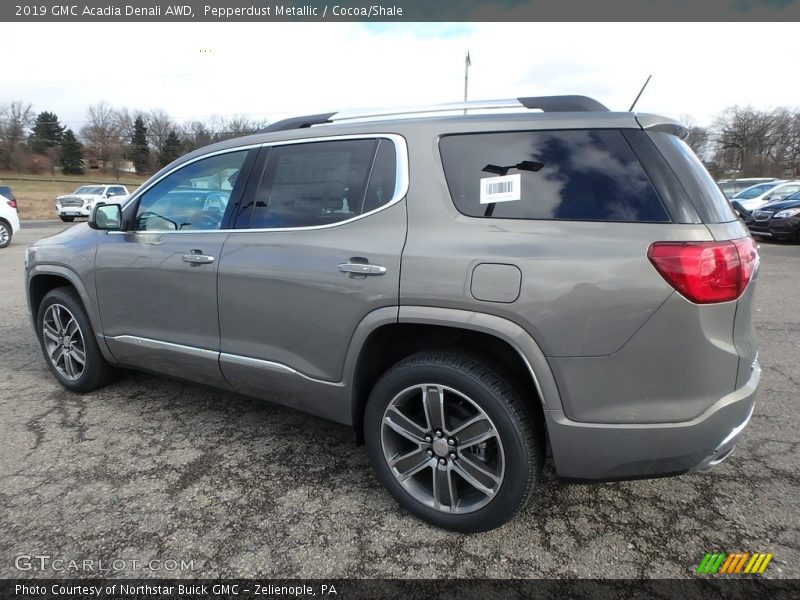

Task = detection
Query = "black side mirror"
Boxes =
[89,203,122,230]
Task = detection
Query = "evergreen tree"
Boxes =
[61,129,84,175]
[159,130,182,167]
[29,111,65,155]
[131,116,150,174]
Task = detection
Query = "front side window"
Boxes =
[108,186,127,196]
[134,150,249,231]
[243,138,397,229]
[440,129,669,222]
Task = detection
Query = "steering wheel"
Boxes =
[138,211,178,231]
[191,210,223,230]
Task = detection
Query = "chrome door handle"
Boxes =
[338,262,387,276]
[182,252,215,265]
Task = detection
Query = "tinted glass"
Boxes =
[733,183,779,199]
[784,191,800,202]
[650,133,736,223]
[0,186,12,197]
[134,150,248,231]
[773,184,799,198]
[248,139,383,229]
[440,130,669,222]
[108,186,127,196]
[363,140,397,214]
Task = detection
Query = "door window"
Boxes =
[241,138,398,229]
[134,150,249,231]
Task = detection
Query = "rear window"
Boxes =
[439,129,669,222]
[733,183,779,199]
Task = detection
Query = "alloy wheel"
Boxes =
[42,303,86,381]
[380,384,505,514]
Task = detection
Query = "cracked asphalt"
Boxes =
[1,224,798,579]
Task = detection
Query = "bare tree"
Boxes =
[81,101,122,169]
[0,101,35,169]
[770,108,800,179]
[712,106,774,176]
[113,107,136,142]
[680,115,709,158]
[181,120,215,151]
[146,109,177,162]
[220,115,260,140]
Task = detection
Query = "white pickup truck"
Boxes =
[55,184,129,222]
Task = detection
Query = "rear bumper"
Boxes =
[545,361,760,481]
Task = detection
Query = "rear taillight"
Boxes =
[647,237,758,304]
[6,199,16,209]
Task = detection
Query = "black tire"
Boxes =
[36,287,112,393]
[0,221,11,248]
[59,216,75,222]
[364,352,542,532]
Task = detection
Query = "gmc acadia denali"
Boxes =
[26,96,760,532]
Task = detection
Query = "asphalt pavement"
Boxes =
[1,223,798,579]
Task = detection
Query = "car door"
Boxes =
[94,147,256,386]
[217,136,408,417]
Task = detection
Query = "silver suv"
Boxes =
[26,96,760,532]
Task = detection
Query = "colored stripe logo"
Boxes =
[696,552,773,574]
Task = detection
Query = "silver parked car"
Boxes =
[25,96,760,532]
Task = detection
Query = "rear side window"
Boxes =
[648,132,737,223]
[245,138,397,229]
[439,130,669,222]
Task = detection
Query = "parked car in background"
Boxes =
[745,192,800,241]
[717,177,778,199]
[0,185,17,204]
[731,181,800,216]
[55,185,129,222]
[0,193,20,248]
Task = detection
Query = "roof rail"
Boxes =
[517,95,609,112]
[257,95,609,134]
[257,112,336,133]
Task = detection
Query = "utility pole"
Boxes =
[464,51,471,103]
[464,51,471,114]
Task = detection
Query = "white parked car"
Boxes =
[55,184,129,222]
[732,180,800,214]
[0,193,20,248]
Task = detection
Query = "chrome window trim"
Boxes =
[111,133,409,235]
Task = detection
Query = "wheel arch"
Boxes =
[28,265,115,363]
[346,306,563,443]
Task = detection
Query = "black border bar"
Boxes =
[3,1,800,22]
[4,579,800,600]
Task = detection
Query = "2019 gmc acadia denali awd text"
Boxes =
[26,96,760,532]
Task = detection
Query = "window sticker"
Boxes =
[480,174,521,204]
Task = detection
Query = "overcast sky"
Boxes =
[2,22,797,132]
